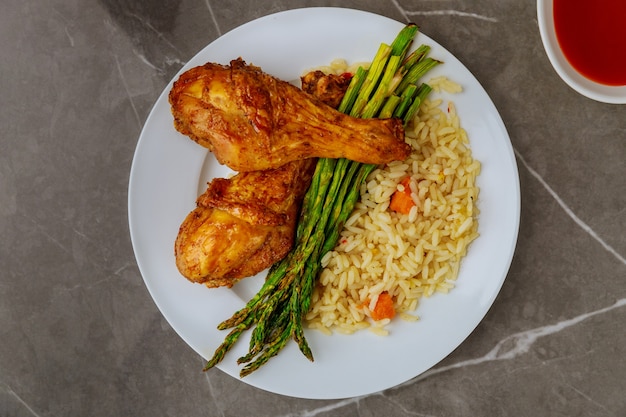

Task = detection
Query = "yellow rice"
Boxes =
[303,60,481,335]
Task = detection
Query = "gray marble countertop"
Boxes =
[2,0,625,416]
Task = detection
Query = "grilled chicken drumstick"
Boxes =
[174,70,353,286]
[174,69,352,287]
[169,58,409,172]
[175,159,317,287]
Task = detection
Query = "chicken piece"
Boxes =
[174,159,316,287]
[169,58,409,172]
[300,70,352,109]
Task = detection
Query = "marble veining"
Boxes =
[404,9,499,23]
[515,149,626,266]
[204,0,224,37]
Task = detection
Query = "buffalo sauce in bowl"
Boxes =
[537,0,626,103]
[553,0,626,86]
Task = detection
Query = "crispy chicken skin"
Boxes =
[175,159,317,287]
[168,58,409,172]
[300,70,351,109]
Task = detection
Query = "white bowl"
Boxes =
[537,0,626,104]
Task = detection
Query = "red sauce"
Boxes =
[553,0,626,86]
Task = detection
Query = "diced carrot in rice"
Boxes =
[389,177,415,214]
[370,292,396,321]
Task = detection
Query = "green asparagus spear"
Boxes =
[393,84,419,119]
[402,83,433,126]
[337,66,367,114]
[396,57,441,95]
[359,55,403,118]
[399,44,431,74]
[349,43,391,117]
[378,95,401,119]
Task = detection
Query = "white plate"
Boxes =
[537,0,626,104]
[128,7,520,399]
